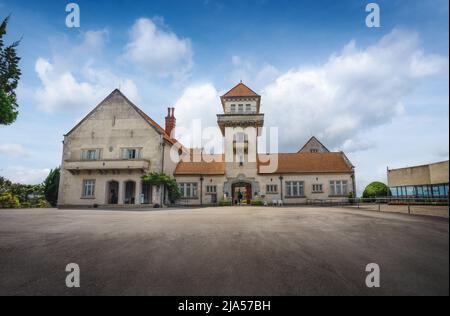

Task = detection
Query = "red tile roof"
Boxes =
[258,152,353,174]
[174,154,225,175]
[174,152,353,175]
[222,82,260,98]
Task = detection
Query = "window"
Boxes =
[206,185,217,194]
[390,187,398,197]
[238,104,244,113]
[422,186,431,198]
[179,183,198,198]
[230,104,236,113]
[330,180,348,196]
[312,184,323,193]
[266,184,278,194]
[238,152,244,165]
[310,149,318,153]
[416,186,423,197]
[82,149,100,160]
[286,181,304,197]
[122,148,140,160]
[245,104,251,113]
[406,186,415,197]
[432,185,440,197]
[82,180,95,198]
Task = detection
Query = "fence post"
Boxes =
[408,202,411,215]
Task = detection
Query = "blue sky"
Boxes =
[0,0,448,194]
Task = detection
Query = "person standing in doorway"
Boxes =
[238,190,243,205]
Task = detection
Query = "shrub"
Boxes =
[20,201,31,208]
[37,199,51,208]
[219,199,232,206]
[43,168,60,207]
[141,172,181,203]
[0,192,20,208]
[250,200,264,206]
[362,182,390,199]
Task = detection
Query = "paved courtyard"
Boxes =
[0,206,448,296]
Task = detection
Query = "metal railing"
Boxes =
[306,197,449,216]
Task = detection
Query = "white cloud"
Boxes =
[33,29,139,113]
[76,29,109,53]
[338,138,375,153]
[174,29,447,156]
[0,144,26,157]
[0,167,50,184]
[262,29,448,151]
[229,56,280,90]
[123,18,193,78]
[174,83,222,147]
[34,58,139,113]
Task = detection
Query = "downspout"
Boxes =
[200,176,204,206]
[161,137,166,206]
[352,167,356,198]
[279,175,284,202]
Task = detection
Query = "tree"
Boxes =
[141,172,181,204]
[43,168,60,207]
[362,181,390,199]
[0,176,12,193]
[0,192,20,208]
[0,15,21,125]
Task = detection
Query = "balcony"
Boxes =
[64,159,150,174]
[217,113,264,135]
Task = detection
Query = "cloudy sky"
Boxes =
[0,0,448,194]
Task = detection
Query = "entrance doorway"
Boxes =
[232,182,252,205]
[141,182,152,204]
[107,181,119,204]
[124,181,136,204]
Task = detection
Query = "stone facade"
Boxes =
[58,83,356,208]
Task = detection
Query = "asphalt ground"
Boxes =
[0,206,448,295]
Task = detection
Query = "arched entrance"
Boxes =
[106,181,119,204]
[124,181,136,205]
[232,182,252,205]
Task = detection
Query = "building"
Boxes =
[57,83,356,207]
[387,160,449,198]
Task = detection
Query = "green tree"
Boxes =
[141,172,181,204]
[0,15,21,125]
[362,181,390,199]
[43,168,60,207]
[0,192,20,208]
[0,176,12,193]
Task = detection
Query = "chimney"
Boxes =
[165,107,176,137]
